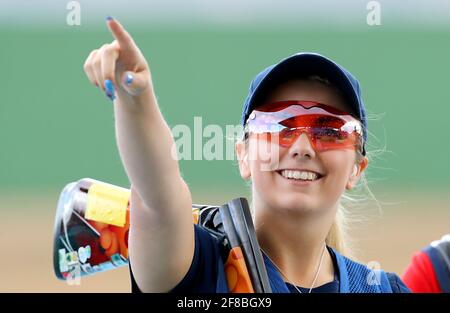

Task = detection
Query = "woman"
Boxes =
[83,17,410,293]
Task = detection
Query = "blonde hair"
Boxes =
[325,150,365,259]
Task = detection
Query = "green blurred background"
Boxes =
[0,0,449,292]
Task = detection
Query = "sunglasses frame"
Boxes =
[243,100,366,155]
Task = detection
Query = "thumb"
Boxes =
[120,71,149,96]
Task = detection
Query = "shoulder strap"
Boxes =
[196,199,272,293]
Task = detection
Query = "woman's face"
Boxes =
[236,79,369,216]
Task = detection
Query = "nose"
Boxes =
[289,132,316,159]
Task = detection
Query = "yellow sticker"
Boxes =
[85,183,130,227]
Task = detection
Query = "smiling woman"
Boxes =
[238,79,368,257]
[82,17,410,293]
[161,51,410,293]
[234,73,370,290]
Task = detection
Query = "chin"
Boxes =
[271,194,318,215]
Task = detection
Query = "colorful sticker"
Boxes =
[85,245,91,259]
[78,246,90,264]
[66,251,79,266]
[59,248,68,273]
[81,263,94,274]
[85,183,130,227]
[98,262,115,271]
[66,264,81,285]
[111,253,128,267]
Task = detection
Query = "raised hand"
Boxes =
[83,17,152,102]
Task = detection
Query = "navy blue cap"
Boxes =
[241,52,367,154]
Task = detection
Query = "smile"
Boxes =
[275,169,324,184]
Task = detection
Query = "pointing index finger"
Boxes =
[106,17,134,50]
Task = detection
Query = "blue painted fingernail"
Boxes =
[125,73,133,86]
[106,16,114,21]
[104,79,115,101]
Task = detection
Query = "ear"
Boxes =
[235,140,251,180]
[346,156,369,190]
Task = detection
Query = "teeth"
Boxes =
[280,170,319,181]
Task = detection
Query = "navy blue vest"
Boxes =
[214,246,393,293]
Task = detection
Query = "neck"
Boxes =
[254,200,337,288]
